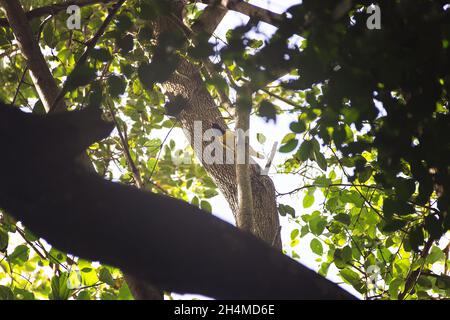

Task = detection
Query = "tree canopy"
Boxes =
[0,0,449,300]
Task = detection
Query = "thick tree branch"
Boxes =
[201,0,284,28]
[235,86,254,232]
[192,0,229,37]
[0,102,357,299]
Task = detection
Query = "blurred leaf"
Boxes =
[8,245,29,265]
[303,194,315,208]
[310,238,323,255]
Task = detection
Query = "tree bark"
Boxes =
[159,2,282,248]
[202,0,284,27]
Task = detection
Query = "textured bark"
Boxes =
[192,0,229,37]
[235,88,254,232]
[161,42,282,248]
[202,0,284,27]
[155,2,281,248]
[0,100,357,299]
[0,0,161,300]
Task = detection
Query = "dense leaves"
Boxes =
[0,0,448,300]
[263,0,449,299]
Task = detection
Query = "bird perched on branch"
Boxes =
[211,123,264,159]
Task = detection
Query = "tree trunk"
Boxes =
[162,54,282,249]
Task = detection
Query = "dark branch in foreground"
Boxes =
[0,101,357,300]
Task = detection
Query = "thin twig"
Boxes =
[276,183,383,197]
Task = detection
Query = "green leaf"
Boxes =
[389,277,405,299]
[314,175,331,188]
[303,194,315,208]
[425,215,443,240]
[0,286,14,300]
[278,204,295,217]
[66,65,97,90]
[8,245,29,265]
[204,189,218,198]
[77,290,91,300]
[342,246,353,262]
[67,271,82,289]
[137,1,162,20]
[107,75,127,98]
[115,14,133,32]
[281,133,296,144]
[383,198,415,218]
[382,219,407,233]
[339,268,362,289]
[0,228,8,251]
[49,247,67,264]
[206,76,229,97]
[334,213,351,225]
[394,178,415,201]
[99,268,115,286]
[23,228,39,242]
[201,200,212,212]
[309,216,327,236]
[118,282,133,300]
[43,22,57,48]
[50,273,71,300]
[249,39,263,49]
[297,140,313,161]
[300,225,309,237]
[358,166,373,183]
[290,229,299,240]
[310,238,323,255]
[14,288,34,300]
[417,276,433,289]
[258,100,277,122]
[313,148,327,171]
[191,196,199,207]
[408,226,424,252]
[116,34,134,53]
[333,247,353,268]
[426,246,445,264]
[91,48,112,62]
[289,121,306,133]
[319,262,330,276]
[257,133,266,144]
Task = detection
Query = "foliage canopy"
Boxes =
[0,0,449,299]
